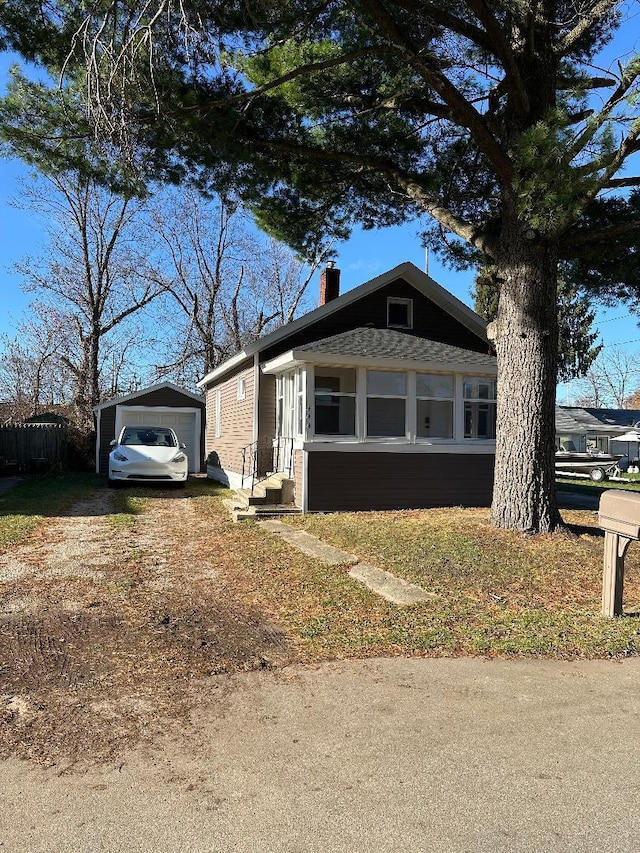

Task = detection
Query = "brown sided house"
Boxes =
[199,262,497,512]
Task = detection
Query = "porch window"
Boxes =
[464,378,497,439]
[416,373,454,438]
[277,369,304,438]
[314,368,356,435]
[367,370,406,437]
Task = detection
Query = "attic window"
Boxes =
[387,297,413,329]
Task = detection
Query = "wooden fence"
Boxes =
[0,423,68,473]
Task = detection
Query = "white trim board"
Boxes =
[303,441,496,454]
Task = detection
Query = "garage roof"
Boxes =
[93,382,204,412]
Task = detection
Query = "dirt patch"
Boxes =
[0,488,290,765]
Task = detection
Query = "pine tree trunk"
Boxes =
[490,218,561,533]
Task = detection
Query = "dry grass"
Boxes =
[223,501,640,660]
[2,475,640,765]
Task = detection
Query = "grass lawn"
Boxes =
[0,473,105,551]
[189,485,640,660]
[3,475,640,663]
[557,475,640,495]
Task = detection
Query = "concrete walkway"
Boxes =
[257,518,434,605]
[2,657,640,852]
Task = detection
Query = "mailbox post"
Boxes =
[598,490,640,617]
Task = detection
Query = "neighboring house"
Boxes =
[94,382,206,474]
[199,262,497,512]
[556,405,640,456]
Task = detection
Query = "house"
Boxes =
[556,405,640,456]
[94,382,206,474]
[201,261,498,511]
[199,262,498,512]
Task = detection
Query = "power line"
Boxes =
[598,313,635,324]
[600,338,640,348]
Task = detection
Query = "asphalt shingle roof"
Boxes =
[556,406,640,434]
[294,327,497,368]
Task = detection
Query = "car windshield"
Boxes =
[120,427,177,448]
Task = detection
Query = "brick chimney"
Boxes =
[319,262,340,306]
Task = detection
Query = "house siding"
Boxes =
[306,451,494,512]
[97,387,205,474]
[294,449,304,509]
[260,279,491,366]
[98,407,118,474]
[205,362,255,477]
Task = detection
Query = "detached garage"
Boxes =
[94,383,205,475]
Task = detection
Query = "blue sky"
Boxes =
[1,40,640,403]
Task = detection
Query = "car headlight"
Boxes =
[113,451,129,462]
[172,453,186,463]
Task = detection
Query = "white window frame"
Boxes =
[237,376,247,401]
[313,366,358,439]
[415,372,455,440]
[366,369,408,440]
[463,377,497,440]
[277,368,305,440]
[281,362,497,447]
[214,388,222,438]
[387,297,414,330]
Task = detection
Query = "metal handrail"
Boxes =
[241,436,295,494]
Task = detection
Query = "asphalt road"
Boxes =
[2,656,640,852]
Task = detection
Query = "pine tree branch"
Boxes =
[559,219,640,256]
[604,176,640,189]
[555,0,620,56]
[354,0,514,184]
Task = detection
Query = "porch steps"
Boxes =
[229,473,300,520]
[231,504,302,521]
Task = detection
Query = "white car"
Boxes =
[108,425,188,487]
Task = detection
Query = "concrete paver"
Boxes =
[349,562,436,604]
[257,518,434,603]
[257,518,358,564]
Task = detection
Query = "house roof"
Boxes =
[277,327,497,370]
[93,381,204,412]
[197,262,489,387]
[556,405,640,434]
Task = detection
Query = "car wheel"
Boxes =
[590,467,606,482]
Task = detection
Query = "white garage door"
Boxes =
[118,408,200,473]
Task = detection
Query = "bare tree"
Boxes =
[574,349,640,409]
[147,190,330,384]
[14,172,165,426]
[0,303,75,420]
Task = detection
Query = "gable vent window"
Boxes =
[387,297,413,329]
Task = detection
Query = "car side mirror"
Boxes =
[179,443,186,450]
[109,439,117,447]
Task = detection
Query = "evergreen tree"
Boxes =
[2,1,640,531]
[473,271,602,383]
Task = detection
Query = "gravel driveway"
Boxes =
[0,487,289,763]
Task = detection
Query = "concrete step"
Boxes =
[235,475,295,509]
[248,486,282,506]
[233,504,302,521]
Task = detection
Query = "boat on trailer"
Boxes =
[555,450,624,481]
